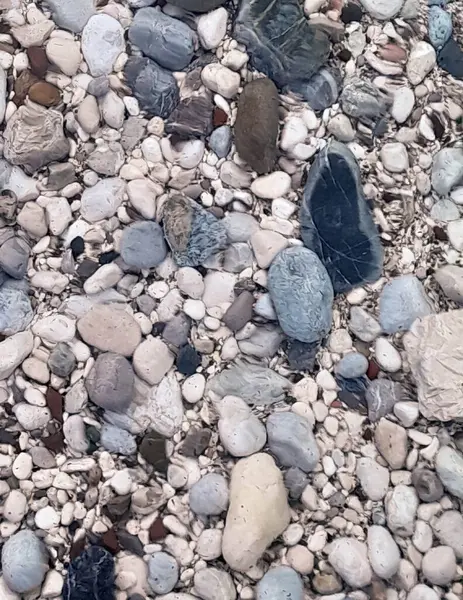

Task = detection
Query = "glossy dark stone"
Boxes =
[139,430,168,473]
[176,344,201,375]
[438,37,463,79]
[290,68,341,112]
[70,236,84,259]
[234,0,330,90]
[300,141,383,294]
[167,0,225,12]
[285,339,319,371]
[336,375,368,411]
[63,545,115,600]
[341,2,363,22]
[124,57,179,118]
[180,428,211,457]
[340,77,389,125]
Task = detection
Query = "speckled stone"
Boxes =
[256,566,303,600]
[2,530,49,593]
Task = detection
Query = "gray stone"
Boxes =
[129,9,196,71]
[82,14,125,77]
[341,77,389,125]
[48,342,76,377]
[284,467,309,499]
[100,423,137,455]
[431,148,463,196]
[121,116,147,152]
[223,213,259,242]
[4,104,69,173]
[234,78,279,174]
[366,379,403,422]
[412,468,444,502]
[223,243,253,273]
[163,195,228,267]
[436,446,463,499]
[335,352,368,378]
[86,352,134,413]
[434,265,463,303]
[268,246,333,343]
[239,325,283,358]
[0,283,33,335]
[433,510,463,559]
[217,395,266,457]
[349,306,382,342]
[293,67,340,112]
[2,530,49,593]
[80,177,125,223]
[223,291,254,332]
[124,57,179,118]
[46,0,95,33]
[86,142,125,176]
[379,275,433,334]
[87,76,110,98]
[256,566,303,600]
[189,473,229,515]
[301,141,383,293]
[194,567,236,600]
[266,412,319,472]
[385,484,418,537]
[148,552,179,595]
[120,221,167,269]
[328,538,372,588]
[167,0,225,11]
[209,125,232,159]
[367,525,401,580]
[162,313,191,347]
[0,233,29,279]
[428,5,452,50]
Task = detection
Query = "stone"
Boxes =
[14,404,51,430]
[197,8,228,49]
[421,546,456,585]
[367,525,400,579]
[86,143,124,176]
[168,0,226,11]
[82,15,124,76]
[360,0,403,18]
[301,141,383,293]
[380,142,409,173]
[328,538,372,588]
[428,6,452,50]
[391,87,415,124]
[340,77,388,125]
[335,353,369,378]
[222,291,254,332]
[209,126,232,158]
[404,310,463,420]
[234,0,330,91]
[238,325,283,358]
[267,412,319,472]
[133,337,174,385]
[435,445,463,499]
[434,265,463,303]
[217,395,266,457]
[438,37,463,80]
[4,104,69,173]
[431,147,463,196]
[234,78,279,174]
[223,243,253,273]
[251,230,288,268]
[0,234,29,279]
[268,246,333,343]
[11,21,54,48]
[63,415,88,453]
[129,9,195,71]
[180,427,211,457]
[145,372,184,437]
[366,379,402,422]
[2,531,49,593]
[222,453,290,571]
[80,178,125,223]
[63,546,114,600]
[256,567,303,600]
[100,424,137,455]
[356,457,389,501]
[379,275,432,334]
[349,306,381,342]
[201,63,240,98]
[194,568,236,600]
[176,344,201,375]
[46,0,95,33]
[86,352,134,413]
[28,81,60,107]
[385,484,418,537]
[148,553,179,595]
[162,313,191,347]
[406,585,439,600]
[139,430,168,472]
[433,510,463,558]
[375,418,408,469]
[251,172,291,200]
[48,343,76,377]
[0,330,33,379]
[0,284,33,335]
[78,305,141,356]
[163,195,227,267]
[328,113,355,142]
[406,42,436,85]
[120,222,167,269]
[292,68,341,112]
[46,37,82,77]
[125,57,179,118]
[189,473,229,515]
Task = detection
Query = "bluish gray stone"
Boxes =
[0,233,29,279]
[256,566,304,600]
[148,552,179,595]
[209,125,232,158]
[234,0,330,91]
[285,339,319,371]
[0,283,33,335]
[340,78,389,125]
[48,342,76,377]
[268,246,333,343]
[366,379,403,422]
[292,68,341,112]
[2,530,49,593]
[86,352,134,413]
[438,37,463,80]
[163,195,228,267]
[63,546,114,600]
[431,147,463,196]
[47,0,95,33]
[300,141,383,294]
[128,8,195,71]
[335,352,369,378]
[267,412,319,472]
[120,221,167,269]
[168,0,225,11]
[100,423,137,455]
[223,242,253,273]
[189,473,229,515]
[162,312,191,347]
[284,467,309,499]
[428,6,452,49]
[379,275,433,334]
[124,57,179,118]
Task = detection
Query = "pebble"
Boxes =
[194,567,236,600]
[406,42,437,85]
[146,372,184,437]
[78,304,141,356]
[86,352,134,412]
[385,484,418,537]
[421,545,456,585]
[435,445,463,499]
[46,0,95,33]
[201,63,240,98]
[197,8,228,49]
[367,378,402,422]
[2,530,49,593]
[256,566,303,600]
[349,306,381,341]
[375,418,408,469]
[367,525,401,579]
[100,424,137,455]
[189,473,229,516]
[356,457,390,500]
[391,87,415,123]
[133,337,174,385]
[380,142,409,173]
[82,15,125,76]
[217,395,266,457]
[428,5,452,50]
[63,415,88,452]
[328,538,372,588]
[379,275,433,334]
[431,147,463,196]
[434,510,463,558]
[434,265,463,303]
[148,552,179,595]
[266,412,319,472]
[374,337,402,372]
[360,0,403,19]
[80,178,126,223]
[251,230,288,269]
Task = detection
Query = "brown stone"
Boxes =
[70,536,86,560]
[222,291,254,332]
[213,107,228,127]
[100,528,120,555]
[139,431,168,473]
[46,387,63,422]
[29,81,60,107]
[149,517,168,542]
[13,69,39,105]
[367,359,380,380]
[42,430,65,453]
[27,47,49,77]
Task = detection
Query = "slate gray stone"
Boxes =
[0,283,33,335]
[48,342,76,377]
[0,232,29,279]
[223,242,253,273]
[121,117,147,152]
[234,78,279,174]
[86,352,134,413]
[100,423,137,455]
[2,530,49,593]
[292,68,341,112]
[129,9,196,71]
[438,37,463,80]
[335,352,369,378]
[209,125,232,159]
[239,325,284,358]
[268,246,333,343]
[163,195,228,267]
[46,0,95,33]
[148,552,179,595]
[222,291,254,332]
[168,0,225,10]
[125,57,179,118]
[162,312,191,347]
[256,566,304,600]
[366,379,403,422]
[189,473,229,515]
[412,468,444,502]
[63,546,114,600]
[47,162,76,191]
[285,339,319,371]
[340,77,389,125]
[234,0,330,90]
[428,5,452,49]
[379,275,433,334]
[87,76,110,98]
[284,467,309,499]
[120,221,167,269]
[431,147,463,196]
[300,141,383,294]
[266,412,319,472]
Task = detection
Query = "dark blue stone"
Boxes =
[336,375,368,411]
[300,141,383,294]
[63,546,115,600]
[234,0,330,91]
[289,68,341,112]
[176,344,201,375]
[438,37,463,79]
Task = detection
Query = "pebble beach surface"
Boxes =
[0,0,463,599]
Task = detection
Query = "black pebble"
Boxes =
[70,236,85,259]
[77,259,99,280]
[151,322,166,335]
[341,2,363,23]
[63,546,115,600]
[99,250,119,265]
[176,344,201,375]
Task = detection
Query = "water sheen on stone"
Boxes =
[300,141,383,294]
[63,545,115,600]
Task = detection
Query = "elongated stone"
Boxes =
[125,57,179,118]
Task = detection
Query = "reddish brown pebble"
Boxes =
[46,387,63,422]
[43,430,65,452]
[13,70,39,105]
[29,81,61,107]
[27,47,49,78]
[101,528,120,555]
[149,517,168,542]
[213,107,228,127]
[367,359,380,380]
[378,44,407,63]
[330,399,343,408]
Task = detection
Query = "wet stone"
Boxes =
[292,68,341,112]
[340,77,389,125]
[366,379,402,422]
[438,38,463,80]
[63,545,115,600]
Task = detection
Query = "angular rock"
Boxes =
[256,567,303,600]
[268,246,333,342]
[163,195,228,266]
[48,342,76,377]
[379,275,432,334]
[328,538,372,588]
[340,77,389,125]
[80,177,125,223]
[129,9,196,71]
[366,379,402,422]
[234,78,279,174]
[234,0,330,90]
[222,453,290,571]
[428,5,452,49]
[145,372,184,437]
[266,412,319,472]
[125,57,179,118]
[46,0,95,33]
[2,530,49,593]
[292,67,340,112]
[100,424,137,455]
[82,14,125,77]
[301,141,383,293]
[0,284,33,335]
[120,221,167,269]
[63,546,114,600]
[435,445,463,499]
[4,104,69,173]
[86,352,134,413]
[375,418,408,469]
[0,233,29,279]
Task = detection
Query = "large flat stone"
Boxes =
[300,141,383,294]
